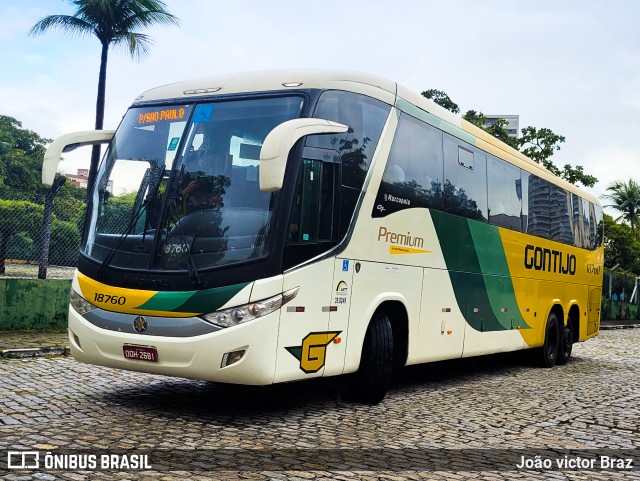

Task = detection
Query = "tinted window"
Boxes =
[443,134,487,221]
[594,204,604,248]
[308,91,390,190]
[373,113,443,217]
[487,155,522,231]
[550,185,573,245]
[581,198,592,249]
[526,174,551,239]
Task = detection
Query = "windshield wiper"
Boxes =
[96,168,163,280]
[166,193,204,288]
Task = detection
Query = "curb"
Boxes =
[0,347,70,359]
[600,324,640,330]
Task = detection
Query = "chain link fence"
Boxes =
[0,182,81,280]
[602,268,640,320]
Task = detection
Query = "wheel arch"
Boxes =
[567,303,581,343]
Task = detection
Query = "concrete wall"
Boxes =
[0,279,71,330]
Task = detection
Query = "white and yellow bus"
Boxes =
[43,70,604,403]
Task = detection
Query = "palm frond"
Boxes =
[29,14,94,37]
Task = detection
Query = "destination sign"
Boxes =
[138,108,186,124]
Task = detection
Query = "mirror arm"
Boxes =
[42,130,115,186]
[259,119,348,192]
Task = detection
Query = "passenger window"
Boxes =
[594,204,604,249]
[581,198,592,249]
[550,185,573,245]
[571,194,584,248]
[443,134,487,221]
[487,155,522,231]
[526,175,551,239]
[373,113,443,217]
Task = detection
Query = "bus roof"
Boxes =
[134,69,598,205]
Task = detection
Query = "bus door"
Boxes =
[275,152,342,382]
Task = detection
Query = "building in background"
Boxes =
[485,115,520,139]
[65,169,113,193]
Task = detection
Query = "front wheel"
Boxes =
[352,312,393,404]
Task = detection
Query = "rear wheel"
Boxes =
[352,312,393,404]
[534,312,560,368]
[556,320,573,366]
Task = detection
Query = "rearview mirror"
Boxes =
[42,130,115,186]
[259,118,348,192]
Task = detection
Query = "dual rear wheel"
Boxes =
[535,312,573,368]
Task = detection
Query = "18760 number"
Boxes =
[94,293,127,305]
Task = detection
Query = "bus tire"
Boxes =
[556,321,573,366]
[353,312,393,405]
[535,312,560,368]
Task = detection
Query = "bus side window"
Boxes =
[526,175,551,239]
[581,197,592,249]
[487,155,523,232]
[443,134,488,221]
[308,90,391,233]
[373,112,443,217]
[550,185,574,245]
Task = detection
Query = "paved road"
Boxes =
[1,329,638,480]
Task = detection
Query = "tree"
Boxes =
[602,179,640,233]
[421,89,460,114]
[603,214,640,273]
[0,200,44,274]
[421,89,598,187]
[30,0,179,194]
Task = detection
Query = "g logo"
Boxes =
[286,331,341,373]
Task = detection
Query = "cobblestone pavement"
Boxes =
[1,329,638,481]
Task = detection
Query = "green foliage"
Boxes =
[0,200,44,238]
[462,110,487,128]
[49,219,81,266]
[421,89,460,114]
[603,214,640,273]
[602,179,640,232]
[423,89,598,187]
[30,0,180,60]
[97,191,138,234]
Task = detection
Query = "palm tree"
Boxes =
[602,179,640,233]
[30,0,179,193]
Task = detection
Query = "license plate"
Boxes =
[123,344,158,363]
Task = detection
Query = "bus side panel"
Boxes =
[342,261,423,374]
[274,258,335,383]
[412,267,465,363]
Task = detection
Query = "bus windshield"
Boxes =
[82,96,304,272]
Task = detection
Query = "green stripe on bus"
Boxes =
[468,222,530,330]
[431,210,529,331]
[137,282,250,314]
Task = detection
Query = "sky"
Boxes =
[1,0,639,209]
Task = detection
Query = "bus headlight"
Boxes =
[202,287,298,328]
[70,290,96,315]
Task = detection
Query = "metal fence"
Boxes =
[602,268,640,320]
[0,182,80,280]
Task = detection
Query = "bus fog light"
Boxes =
[221,350,245,367]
